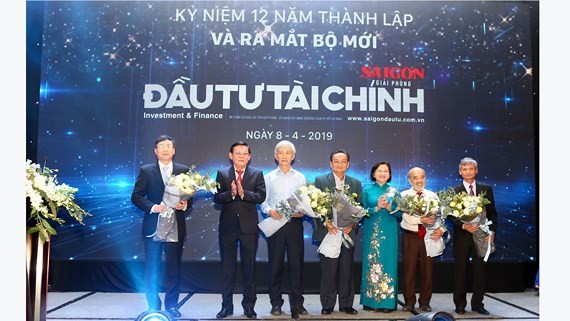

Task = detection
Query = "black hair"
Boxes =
[230,141,251,154]
[154,135,175,148]
[329,149,349,162]
[369,161,392,182]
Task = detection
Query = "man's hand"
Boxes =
[430,228,443,240]
[175,200,187,211]
[269,209,282,220]
[463,223,479,234]
[237,181,244,198]
[421,215,436,225]
[325,220,339,234]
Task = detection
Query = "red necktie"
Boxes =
[417,191,426,238]
[236,170,243,186]
[469,184,474,196]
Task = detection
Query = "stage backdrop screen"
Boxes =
[33,1,537,263]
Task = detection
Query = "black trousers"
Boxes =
[267,218,305,311]
[318,244,355,310]
[453,230,487,310]
[219,228,259,310]
[144,238,183,310]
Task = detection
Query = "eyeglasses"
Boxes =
[233,152,250,156]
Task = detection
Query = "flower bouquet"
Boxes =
[438,187,494,261]
[258,183,332,237]
[155,166,219,242]
[318,184,367,258]
[163,165,219,207]
[394,192,446,257]
[26,159,91,241]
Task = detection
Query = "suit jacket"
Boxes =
[312,172,363,245]
[448,181,498,234]
[131,162,191,239]
[214,166,266,234]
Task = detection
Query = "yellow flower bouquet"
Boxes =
[438,187,490,222]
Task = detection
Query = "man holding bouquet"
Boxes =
[312,149,362,315]
[448,157,497,315]
[131,135,190,318]
[400,167,444,313]
[260,140,308,319]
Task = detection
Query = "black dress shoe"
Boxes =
[167,307,181,318]
[270,306,282,316]
[455,307,466,315]
[244,308,257,319]
[402,304,413,312]
[473,307,490,315]
[340,307,358,314]
[321,307,333,315]
[216,307,233,319]
[291,311,300,319]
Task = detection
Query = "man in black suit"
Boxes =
[131,135,190,318]
[312,149,362,315]
[213,141,266,319]
[447,157,497,316]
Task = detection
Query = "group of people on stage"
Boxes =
[131,135,498,319]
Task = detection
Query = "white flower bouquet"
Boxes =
[394,193,440,218]
[26,159,91,241]
[258,183,331,237]
[163,166,219,207]
[394,192,446,257]
[154,166,219,242]
[438,187,494,261]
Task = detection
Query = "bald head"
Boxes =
[407,167,426,192]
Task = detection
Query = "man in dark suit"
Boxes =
[312,149,362,315]
[447,157,497,316]
[131,135,190,318]
[213,141,266,319]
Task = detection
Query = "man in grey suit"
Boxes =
[131,135,190,318]
[312,149,363,315]
[214,141,266,319]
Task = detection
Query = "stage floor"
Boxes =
[46,291,539,320]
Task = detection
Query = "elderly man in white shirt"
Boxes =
[400,167,444,313]
[260,140,308,320]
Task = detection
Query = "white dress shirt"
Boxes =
[400,188,439,232]
[260,167,306,215]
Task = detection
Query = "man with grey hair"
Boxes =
[260,140,308,319]
[448,157,497,316]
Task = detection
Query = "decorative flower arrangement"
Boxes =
[25,159,91,241]
[438,187,491,222]
[394,193,440,217]
[168,165,219,196]
[297,183,332,222]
